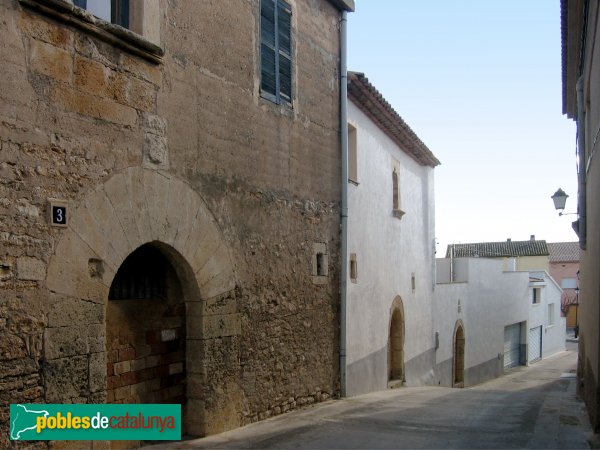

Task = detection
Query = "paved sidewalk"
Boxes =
[148,348,591,449]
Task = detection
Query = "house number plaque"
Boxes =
[48,199,68,227]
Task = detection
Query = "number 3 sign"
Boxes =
[48,199,68,227]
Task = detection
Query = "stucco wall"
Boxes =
[514,255,550,272]
[549,261,579,286]
[0,0,344,444]
[529,271,566,359]
[435,258,530,387]
[345,101,436,396]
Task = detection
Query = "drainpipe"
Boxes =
[339,9,349,397]
[576,76,587,249]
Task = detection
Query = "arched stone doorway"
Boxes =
[106,244,186,409]
[44,167,238,436]
[388,296,405,385]
[453,321,465,388]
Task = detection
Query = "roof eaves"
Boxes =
[327,0,354,12]
[347,72,440,168]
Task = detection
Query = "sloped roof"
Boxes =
[561,0,585,118]
[547,241,580,262]
[445,240,549,258]
[347,72,440,168]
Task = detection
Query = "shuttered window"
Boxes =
[260,0,292,104]
[73,0,130,28]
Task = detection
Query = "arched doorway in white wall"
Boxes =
[453,321,465,388]
[388,296,405,386]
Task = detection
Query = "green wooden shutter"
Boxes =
[260,0,277,98]
[261,0,292,103]
[278,0,292,101]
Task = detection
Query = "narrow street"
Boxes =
[152,342,590,449]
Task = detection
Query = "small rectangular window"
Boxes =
[312,243,328,284]
[391,167,405,219]
[532,287,541,304]
[350,253,357,283]
[316,253,325,276]
[348,124,358,184]
[392,170,399,210]
[260,0,292,104]
[561,278,577,289]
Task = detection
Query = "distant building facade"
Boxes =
[446,237,550,272]
[547,241,580,328]
[528,271,566,361]
[435,252,565,387]
[435,258,530,386]
[0,0,353,445]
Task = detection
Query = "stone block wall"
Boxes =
[0,0,343,446]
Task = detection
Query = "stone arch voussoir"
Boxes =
[44,167,237,409]
[46,167,236,302]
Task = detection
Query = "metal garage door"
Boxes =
[528,326,542,363]
[504,323,521,369]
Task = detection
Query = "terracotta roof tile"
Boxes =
[445,240,549,258]
[347,72,440,167]
[547,241,580,262]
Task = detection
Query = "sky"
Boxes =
[347,1,578,254]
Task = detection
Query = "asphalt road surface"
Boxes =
[150,343,590,449]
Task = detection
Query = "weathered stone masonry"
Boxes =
[0,0,349,446]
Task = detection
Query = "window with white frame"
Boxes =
[532,287,541,304]
[74,0,130,28]
[20,0,162,62]
[561,278,577,289]
[260,0,292,104]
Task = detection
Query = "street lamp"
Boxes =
[551,188,577,216]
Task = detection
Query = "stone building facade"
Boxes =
[561,0,600,432]
[0,0,353,446]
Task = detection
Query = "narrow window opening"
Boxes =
[392,170,399,210]
[348,123,358,184]
[312,243,328,283]
[391,168,404,219]
[350,253,358,282]
[316,253,325,277]
[532,287,541,304]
